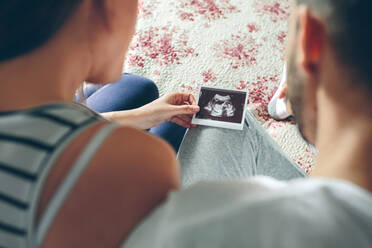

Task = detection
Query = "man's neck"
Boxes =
[312,96,372,192]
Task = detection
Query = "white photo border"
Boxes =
[191,86,249,130]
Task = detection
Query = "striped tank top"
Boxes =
[0,102,117,248]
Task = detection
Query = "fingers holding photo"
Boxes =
[171,115,196,129]
[167,92,198,106]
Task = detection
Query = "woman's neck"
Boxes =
[0,38,90,112]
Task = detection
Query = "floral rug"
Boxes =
[125,0,316,173]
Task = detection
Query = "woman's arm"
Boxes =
[102,108,153,129]
[102,92,200,129]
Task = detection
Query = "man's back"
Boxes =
[123,177,372,248]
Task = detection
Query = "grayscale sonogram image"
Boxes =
[195,87,247,124]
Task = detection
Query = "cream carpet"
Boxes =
[125,0,315,173]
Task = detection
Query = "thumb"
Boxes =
[171,105,200,115]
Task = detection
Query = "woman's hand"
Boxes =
[138,92,200,129]
[103,92,200,130]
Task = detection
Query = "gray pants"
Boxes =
[178,111,307,187]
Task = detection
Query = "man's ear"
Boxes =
[297,5,326,76]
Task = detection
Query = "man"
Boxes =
[123,1,372,247]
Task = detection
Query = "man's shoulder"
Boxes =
[124,177,372,248]
[178,177,372,222]
[175,178,372,247]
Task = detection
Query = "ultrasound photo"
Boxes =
[192,87,248,130]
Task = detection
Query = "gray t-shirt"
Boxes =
[123,177,372,248]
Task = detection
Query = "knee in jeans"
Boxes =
[140,78,159,101]
[122,73,159,101]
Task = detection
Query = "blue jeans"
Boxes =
[76,74,187,152]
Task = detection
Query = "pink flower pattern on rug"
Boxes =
[236,74,279,121]
[128,25,198,67]
[214,33,261,69]
[253,0,291,23]
[138,0,160,19]
[202,69,218,83]
[125,0,315,172]
[247,23,260,33]
[178,0,240,22]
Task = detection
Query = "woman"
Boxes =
[0,0,199,247]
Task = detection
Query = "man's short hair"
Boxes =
[297,0,372,91]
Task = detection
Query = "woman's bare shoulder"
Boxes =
[43,124,180,248]
[102,125,179,174]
